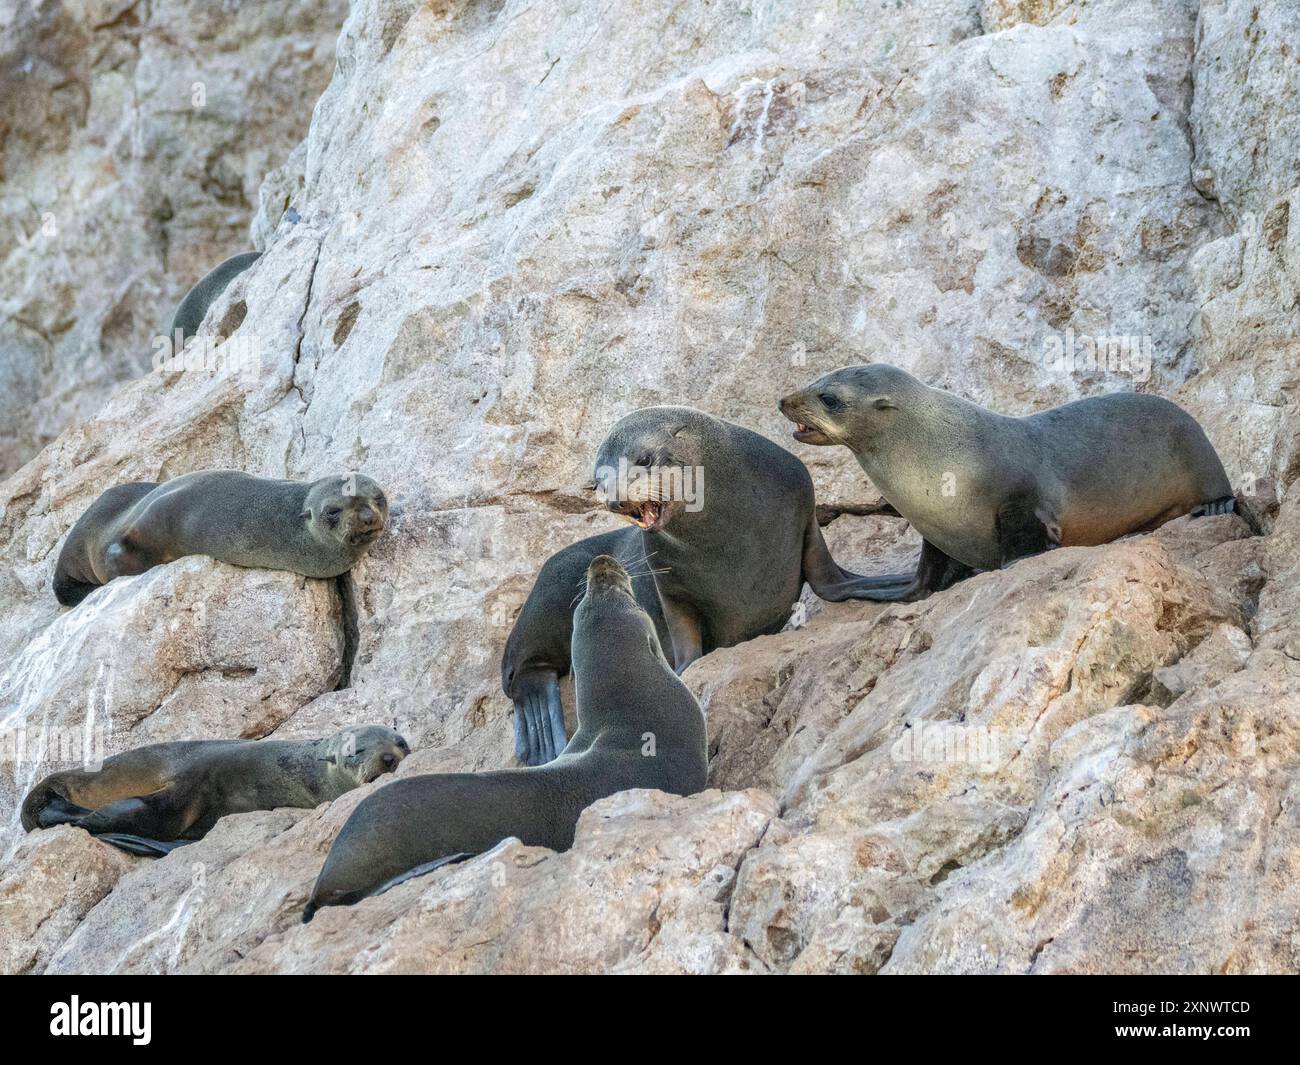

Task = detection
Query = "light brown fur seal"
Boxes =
[53,471,388,606]
[779,363,1235,599]
[21,725,409,857]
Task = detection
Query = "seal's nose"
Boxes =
[587,554,625,581]
[382,752,397,769]
[358,505,377,525]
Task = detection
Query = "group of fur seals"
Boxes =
[304,554,707,920]
[504,406,898,765]
[36,250,1238,932]
[778,363,1235,599]
[21,726,408,857]
[169,250,261,350]
[53,471,388,606]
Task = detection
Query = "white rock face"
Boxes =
[0,0,348,477]
[0,0,1297,973]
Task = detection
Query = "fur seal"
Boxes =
[502,528,669,767]
[53,471,388,606]
[170,251,261,349]
[779,363,1235,599]
[21,725,409,857]
[592,405,890,655]
[303,554,707,920]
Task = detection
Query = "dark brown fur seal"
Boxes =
[304,555,707,920]
[592,406,890,661]
[502,528,669,766]
[170,251,261,349]
[53,471,388,607]
[21,725,409,857]
[779,363,1235,599]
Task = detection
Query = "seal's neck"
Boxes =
[304,738,358,800]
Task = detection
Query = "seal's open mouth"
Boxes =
[791,421,832,445]
[621,500,667,531]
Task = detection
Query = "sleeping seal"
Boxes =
[21,725,409,856]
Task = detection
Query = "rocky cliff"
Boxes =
[1,0,1297,974]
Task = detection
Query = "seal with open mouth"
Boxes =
[21,725,409,857]
[779,363,1236,599]
[304,555,707,920]
[52,471,389,606]
[592,406,892,664]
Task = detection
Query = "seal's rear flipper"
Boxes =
[803,515,967,602]
[995,492,1062,566]
[513,671,566,767]
[93,833,189,858]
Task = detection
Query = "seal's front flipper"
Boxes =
[26,791,94,829]
[78,793,192,843]
[544,681,567,757]
[93,833,189,858]
[513,671,564,766]
[371,852,474,898]
[806,511,969,602]
[996,493,1060,566]
[302,852,475,923]
[660,594,704,673]
[800,513,949,602]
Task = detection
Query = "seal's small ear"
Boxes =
[872,395,899,411]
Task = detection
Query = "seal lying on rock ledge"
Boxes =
[53,471,389,606]
[304,555,707,920]
[21,725,409,857]
[504,406,893,766]
[779,363,1235,600]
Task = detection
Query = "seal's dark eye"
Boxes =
[633,453,652,468]
[818,393,843,411]
[326,506,343,518]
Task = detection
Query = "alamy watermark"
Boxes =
[891,720,1026,770]
[0,723,108,772]
[593,457,705,512]
[1043,327,1152,382]
[151,332,263,384]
